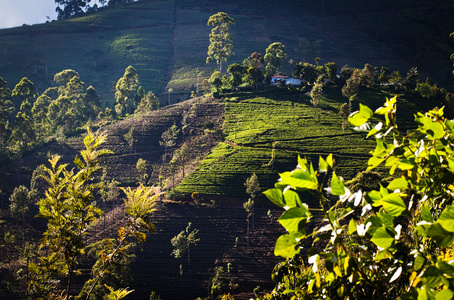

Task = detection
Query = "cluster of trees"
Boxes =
[204,13,336,96]
[207,43,288,93]
[0,70,102,153]
[205,12,454,120]
[113,65,159,117]
[337,64,454,118]
[54,0,138,20]
[206,12,291,92]
[0,65,159,159]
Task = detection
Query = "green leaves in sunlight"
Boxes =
[264,188,304,209]
[264,188,285,208]
[278,207,310,233]
[330,172,345,196]
[373,193,406,217]
[370,227,396,250]
[279,170,318,190]
[438,205,454,232]
[274,234,301,258]
[348,103,373,127]
[264,96,454,300]
[386,178,408,190]
[418,205,454,247]
[415,113,445,140]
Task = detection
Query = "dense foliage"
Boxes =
[263,97,454,299]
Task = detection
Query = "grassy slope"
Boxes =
[0,1,174,104]
[177,86,437,199]
[0,0,453,105]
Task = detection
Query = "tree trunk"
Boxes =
[188,246,191,268]
[246,219,250,250]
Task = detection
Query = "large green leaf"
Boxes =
[318,155,328,173]
[349,103,373,127]
[438,205,454,233]
[416,115,445,140]
[264,188,285,208]
[387,178,408,191]
[421,206,434,223]
[420,266,442,289]
[331,172,345,196]
[374,249,394,261]
[377,212,394,227]
[378,193,406,217]
[274,234,300,258]
[437,260,454,276]
[283,189,303,208]
[365,215,383,235]
[280,170,317,190]
[371,227,395,249]
[435,289,454,300]
[348,218,357,235]
[397,158,415,171]
[278,207,310,233]
[414,256,426,271]
[426,223,454,247]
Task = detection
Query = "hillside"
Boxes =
[0,0,453,105]
[2,1,454,299]
[0,84,443,299]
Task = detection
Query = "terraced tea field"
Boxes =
[177,86,436,198]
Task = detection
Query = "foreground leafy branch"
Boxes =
[82,184,160,300]
[28,129,161,300]
[263,96,454,299]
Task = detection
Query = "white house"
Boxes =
[285,76,302,85]
[271,75,302,86]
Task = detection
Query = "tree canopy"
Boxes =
[264,42,287,78]
[115,66,140,116]
[206,12,235,73]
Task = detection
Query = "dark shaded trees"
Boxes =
[9,185,31,220]
[401,67,419,91]
[244,67,264,90]
[324,62,337,82]
[44,70,101,134]
[11,77,37,108]
[378,66,391,85]
[160,124,180,159]
[11,100,35,149]
[241,52,265,89]
[54,69,79,86]
[55,0,91,20]
[295,38,322,63]
[32,94,51,139]
[171,222,199,282]
[341,68,362,99]
[0,77,13,152]
[243,52,264,70]
[293,62,318,84]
